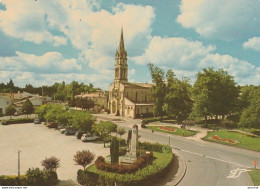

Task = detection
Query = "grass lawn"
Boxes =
[203,130,260,152]
[248,169,260,186]
[147,126,197,137]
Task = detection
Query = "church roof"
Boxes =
[123,82,154,89]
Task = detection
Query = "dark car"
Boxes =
[65,128,77,135]
[34,118,41,124]
[75,131,85,139]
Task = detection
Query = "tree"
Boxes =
[238,86,260,129]
[22,99,34,117]
[92,121,117,147]
[41,156,60,171]
[192,68,239,125]
[117,127,126,137]
[164,70,193,122]
[148,63,166,119]
[5,105,16,119]
[110,137,119,164]
[73,150,95,170]
[70,111,96,132]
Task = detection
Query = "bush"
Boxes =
[43,170,58,186]
[139,142,171,153]
[0,175,27,186]
[110,137,119,164]
[1,118,34,125]
[26,168,45,186]
[77,169,100,186]
[95,152,153,174]
[26,168,58,186]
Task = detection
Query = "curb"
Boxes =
[171,150,187,186]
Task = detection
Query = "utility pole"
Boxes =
[18,150,21,179]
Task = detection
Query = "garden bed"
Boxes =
[203,130,260,152]
[147,126,197,137]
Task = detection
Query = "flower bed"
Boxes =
[159,126,176,132]
[210,135,239,144]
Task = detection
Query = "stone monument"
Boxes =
[121,124,139,164]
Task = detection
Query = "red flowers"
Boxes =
[210,135,238,144]
[159,126,176,132]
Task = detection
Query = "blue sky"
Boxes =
[0,0,259,89]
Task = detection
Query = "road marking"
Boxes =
[227,168,251,179]
[177,149,251,168]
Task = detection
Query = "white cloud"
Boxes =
[0,51,81,74]
[243,37,260,51]
[176,0,260,40]
[132,36,260,85]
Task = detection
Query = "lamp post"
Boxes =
[168,135,170,146]
[18,150,21,179]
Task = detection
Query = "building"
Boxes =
[75,90,108,111]
[108,29,154,118]
[0,94,12,115]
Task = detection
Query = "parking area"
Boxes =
[0,123,109,181]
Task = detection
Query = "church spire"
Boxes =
[116,27,127,58]
[114,27,128,83]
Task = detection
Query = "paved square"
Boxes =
[0,123,109,181]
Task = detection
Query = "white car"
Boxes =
[60,128,66,134]
[81,133,99,142]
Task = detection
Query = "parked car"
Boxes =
[81,133,100,142]
[34,118,41,124]
[75,131,85,139]
[46,122,59,129]
[65,128,77,135]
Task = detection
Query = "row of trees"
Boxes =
[0,80,98,101]
[36,104,118,146]
[148,64,259,128]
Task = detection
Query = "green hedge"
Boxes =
[139,142,172,153]
[79,151,173,186]
[0,175,27,186]
[2,118,34,125]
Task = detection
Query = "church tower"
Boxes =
[114,28,128,83]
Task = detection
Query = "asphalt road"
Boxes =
[115,120,258,186]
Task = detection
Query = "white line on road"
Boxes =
[177,148,251,169]
[227,168,251,178]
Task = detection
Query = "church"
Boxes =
[108,29,154,118]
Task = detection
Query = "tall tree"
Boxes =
[238,86,260,129]
[164,70,193,122]
[92,121,117,147]
[148,63,166,119]
[192,68,239,125]
[22,99,34,117]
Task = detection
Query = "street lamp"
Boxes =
[18,150,21,179]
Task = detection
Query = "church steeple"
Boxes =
[114,28,128,83]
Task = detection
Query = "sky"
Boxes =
[0,0,259,89]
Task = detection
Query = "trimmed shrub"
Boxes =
[0,175,27,186]
[77,169,100,186]
[139,142,171,153]
[2,118,34,125]
[26,168,45,186]
[43,170,58,186]
[110,137,119,164]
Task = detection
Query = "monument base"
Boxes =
[120,152,137,165]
